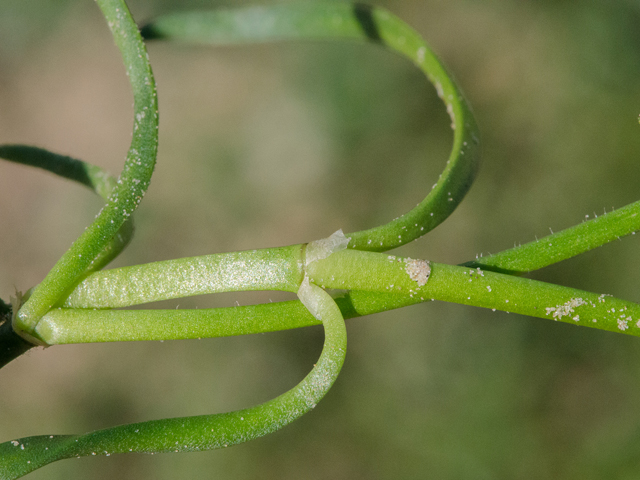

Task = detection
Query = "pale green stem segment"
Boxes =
[14,0,159,337]
[0,285,347,480]
[0,145,133,273]
[35,248,640,344]
[462,200,640,274]
[308,250,640,336]
[35,301,319,344]
[34,293,396,344]
[60,245,305,309]
[141,2,480,252]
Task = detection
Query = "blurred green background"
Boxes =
[3,0,640,478]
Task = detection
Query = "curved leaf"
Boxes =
[14,0,159,338]
[0,281,347,479]
[141,2,480,251]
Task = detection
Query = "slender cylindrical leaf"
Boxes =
[14,0,159,337]
[61,245,304,309]
[463,200,640,274]
[0,277,347,480]
[141,3,480,251]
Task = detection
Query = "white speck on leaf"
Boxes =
[618,318,630,331]
[545,298,587,320]
[404,258,431,287]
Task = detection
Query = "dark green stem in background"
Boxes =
[0,145,134,274]
[0,299,33,368]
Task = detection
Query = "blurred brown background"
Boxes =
[3,0,640,478]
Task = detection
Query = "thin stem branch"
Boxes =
[14,0,159,337]
[463,200,640,274]
[141,3,480,251]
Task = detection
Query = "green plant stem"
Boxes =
[0,145,133,273]
[33,248,640,345]
[0,280,347,480]
[60,245,305,309]
[462,200,640,274]
[14,0,159,338]
[141,2,480,251]
[309,250,640,335]
[33,290,408,344]
[7,0,640,477]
